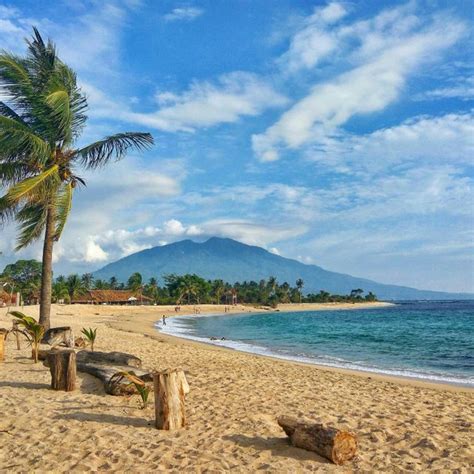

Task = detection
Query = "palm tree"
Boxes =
[109,276,118,290]
[66,274,85,301]
[81,273,94,290]
[296,278,304,303]
[0,29,153,330]
[211,279,225,305]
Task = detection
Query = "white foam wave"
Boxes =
[156,316,474,388]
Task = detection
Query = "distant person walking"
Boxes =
[162,315,166,326]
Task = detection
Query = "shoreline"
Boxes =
[105,302,473,393]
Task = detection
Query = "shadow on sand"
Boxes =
[55,411,152,428]
[223,434,329,464]
[0,380,49,390]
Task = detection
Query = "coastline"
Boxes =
[1,303,473,471]
[105,302,472,392]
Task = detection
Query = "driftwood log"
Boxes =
[47,349,77,392]
[76,350,142,368]
[154,369,189,430]
[42,327,74,348]
[76,362,152,395]
[278,416,357,465]
[0,329,7,361]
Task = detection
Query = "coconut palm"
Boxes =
[0,29,153,330]
[296,278,304,303]
[66,273,85,301]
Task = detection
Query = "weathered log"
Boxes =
[278,415,357,465]
[76,362,152,395]
[154,368,189,430]
[76,350,142,368]
[42,327,74,348]
[47,349,77,392]
[0,329,7,361]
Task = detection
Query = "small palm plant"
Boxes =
[109,371,152,409]
[9,311,45,363]
[81,327,97,351]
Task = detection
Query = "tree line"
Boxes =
[1,259,377,307]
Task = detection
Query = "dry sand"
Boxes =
[0,303,473,472]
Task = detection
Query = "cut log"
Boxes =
[76,362,152,395]
[42,327,74,348]
[278,415,357,465]
[154,368,189,430]
[0,329,7,361]
[47,349,77,392]
[76,350,142,368]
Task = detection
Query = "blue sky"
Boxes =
[0,0,473,292]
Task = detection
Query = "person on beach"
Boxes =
[162,315,166,325]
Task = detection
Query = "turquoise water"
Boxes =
[158,301,474,386]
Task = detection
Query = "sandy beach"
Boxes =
[0,303,472,472]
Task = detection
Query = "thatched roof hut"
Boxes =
[72,290,153,305]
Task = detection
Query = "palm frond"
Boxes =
[54,182,72,240]
[0,162,34,183]
[45,89,70,128]
[73,132,154,169]
[0,115,50,160]
[0,195,19,225]
[4,165,59,204]
[0,101,27,125]
[15,203,47,250]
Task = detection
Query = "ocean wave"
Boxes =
[157,316,474,387]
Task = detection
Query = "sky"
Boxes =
[0,0,473,293]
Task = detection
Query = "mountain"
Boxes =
[93,237,473,300]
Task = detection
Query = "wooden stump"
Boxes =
[154,369,189,430]
[0,329,7,362]
[47,349,77,392]
[278,415,357,465]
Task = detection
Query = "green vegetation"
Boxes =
[2,258,378,307]
[81,327,97,351]
[109,371,151,409]
[0,29,153,331]
[9,311,44,363]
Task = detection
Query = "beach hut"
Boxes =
[72,290,153,305]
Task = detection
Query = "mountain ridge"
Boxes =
[93,237,473,300]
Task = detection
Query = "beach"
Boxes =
[0,303,473,472]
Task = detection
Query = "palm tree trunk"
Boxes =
[39,206,55,331]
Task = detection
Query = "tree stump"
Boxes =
[0,329,7,361]
[47,349,77,392]
[154,369,189,430]
[278,415,357,465]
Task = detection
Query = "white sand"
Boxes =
[0,303,472,472]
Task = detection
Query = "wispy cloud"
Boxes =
[164,6,203,22]
[254,4,466,162]
[85,72,287,132]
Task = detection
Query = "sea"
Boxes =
[157,300,474,387]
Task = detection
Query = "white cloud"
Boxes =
[417,76,474,101]
[129,72,287,132]
[306,112,474,171]
[279,2,348,73]
[81,72,287,132]
[164,7,203,22]
[255,5,466,161]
